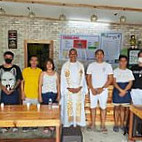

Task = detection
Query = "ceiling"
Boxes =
[1,0,142,24]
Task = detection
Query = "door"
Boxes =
[24,40,53,70]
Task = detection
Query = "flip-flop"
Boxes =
[97,127,108,133]
[43,128,51,134]
[101,127,108,133]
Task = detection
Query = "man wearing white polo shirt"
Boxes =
[87,49,113,132]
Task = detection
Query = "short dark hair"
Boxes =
[69,48,77,54]
[3,51,14,58]
[138,50,142,57]
[95,49,104,55]
[30,55,38,60]
[44,58,55,71]
[119,55,128,61]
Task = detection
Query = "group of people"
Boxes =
[0,48,142,134]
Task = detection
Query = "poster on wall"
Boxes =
[101,33,122,64]
[60,35,100,60]
[8,30,17,49]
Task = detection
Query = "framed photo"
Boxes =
[128,49,140,67]
[8,30,17,49]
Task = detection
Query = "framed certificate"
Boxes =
[128,49,141,66]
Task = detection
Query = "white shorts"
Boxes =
[90,88,108,109]
[23,98,39,105]
[131,89,142,105]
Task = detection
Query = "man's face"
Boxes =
[119,58,127,69]
[139,53,142,58]
[30,57,38,68]
[4,54,13,64]
[95,51,104,62]
[138,53,142,66]
[69,50,77,62]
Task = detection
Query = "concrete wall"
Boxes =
[0,16,142,71]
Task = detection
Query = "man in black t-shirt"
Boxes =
[0,51,22,105]
[131,50,142,136]
[131,50,142,105]
[0,51,22,133]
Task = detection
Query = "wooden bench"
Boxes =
[85,85,114,125]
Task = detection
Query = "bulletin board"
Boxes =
[60,35,100,60]
[60,33,122,62]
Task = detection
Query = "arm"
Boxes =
[14,79,21,90]
[56,73,60,101]
[113,79,133,97]
[0,82,9,95]
[103,74,113,88]
[21,80,25,100]
[87,74,97,95]
[97,74,113,94]
[113,78,123,92]
[38,72,43,103]
[124,81,133,91]
[8,66,23,95]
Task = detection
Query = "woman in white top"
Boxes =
[113,55,134,132]
[39,58,60,134]
[39,58,60,104]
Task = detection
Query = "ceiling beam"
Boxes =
[1,0,142,12]
[1,14,142,27]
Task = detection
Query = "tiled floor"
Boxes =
[0,126,142,142]
[83,126,128,142]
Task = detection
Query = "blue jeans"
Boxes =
[1,90,20,105]
[42,92,57,105]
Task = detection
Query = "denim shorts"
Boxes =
[113,82,131,104]
[41,92,57,105]
[1,90,20,105]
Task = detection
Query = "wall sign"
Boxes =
[8,30,17,49]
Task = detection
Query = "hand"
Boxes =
[56,97,60,102]
[21,92,26,100]
[74,87,82,93]
[1,85,9,95]
[119,89,126,97]
[38,96,43,103]
[67,87,82,94]
[67,88,75,93]
[7,89,14,95]
[97,88,103,94]
[91,88,97,96]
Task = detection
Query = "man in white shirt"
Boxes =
[61,48,88,127]
[87,49,113,132]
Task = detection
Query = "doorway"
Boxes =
[24,40,53,70]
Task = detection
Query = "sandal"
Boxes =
[43,127,50,134]
[101,127,108,133]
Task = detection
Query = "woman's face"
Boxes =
[46,61,53,70]
[119,58,127,69]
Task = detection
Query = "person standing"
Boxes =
[21,55,42,132]
[39,58,60,104]
[87,49,113,132]
[0,51,22,133]
[131,50,142,136]
[61,48,88,127]
[131,50,142,105]
[21,55,42,105]
[112,55,134,132]
[39,58,60,134]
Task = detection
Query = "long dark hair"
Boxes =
[44,58,55,71]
